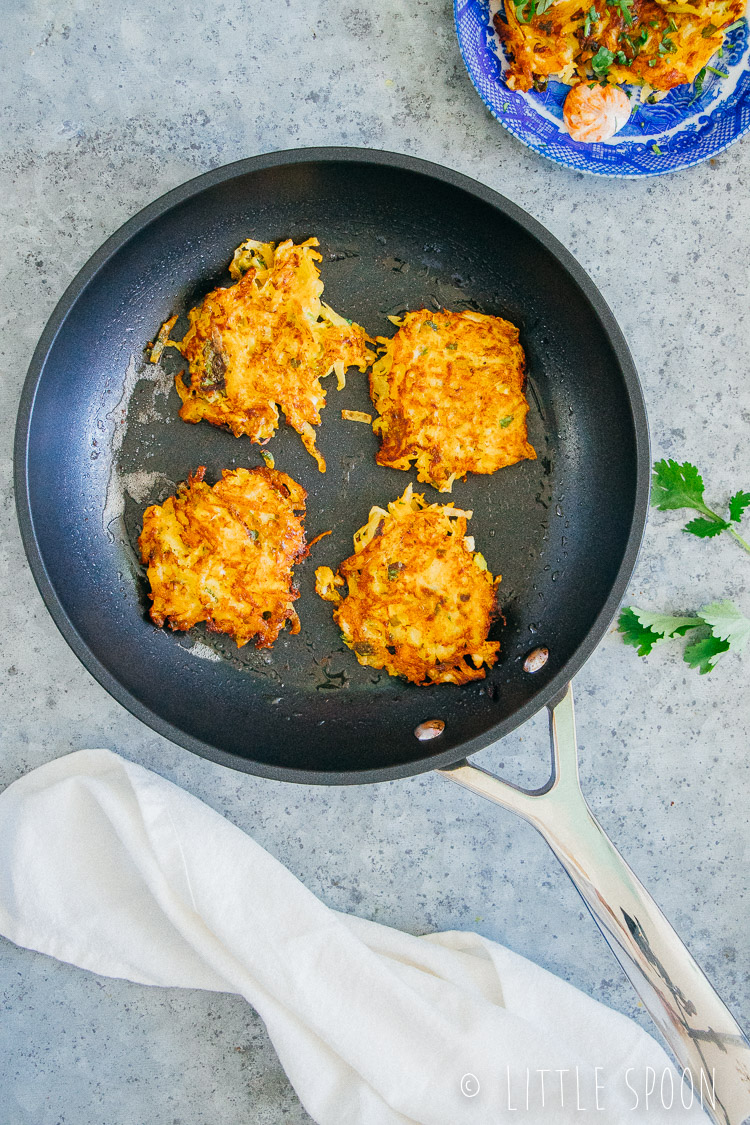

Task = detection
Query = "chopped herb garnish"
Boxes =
[637,27,648,44]
[648,58,659,66]
[446,341,458,351]
[584,5,599,36]
[658,35,677,54]
[690,66,707,103]
[724,19,744,33]
[607,0,634,26]
[705,64,728,77]
[515,0,555,23]
[718,46,724,57]
[247,528,259,541]
[701,22,718,37]
[652,143,662,153]
[289,357,301,368]
[591,45,615,76]
[499,415,514,428]
[387,561,405,580]
[614,49,629,64]
[649,19,659,27]
[423,320,439,331]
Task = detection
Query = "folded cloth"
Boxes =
[0,749,706,1124]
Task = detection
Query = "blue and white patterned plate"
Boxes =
[455,0,750,175]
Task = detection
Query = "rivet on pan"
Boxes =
[524,646,549,674]
[414,719,445,741]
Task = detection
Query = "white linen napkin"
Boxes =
[0,749,707,1124]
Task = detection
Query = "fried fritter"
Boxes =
[154,238,369,472]
[315,485,501,686]
[495,0,744,94]
[139,466,307,649]
[369,308,536,493]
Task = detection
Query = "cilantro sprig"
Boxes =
[619,602,750,674]
[651,459,750,554]
[618,460,750,673]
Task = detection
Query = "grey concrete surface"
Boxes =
[1,1,749,1123]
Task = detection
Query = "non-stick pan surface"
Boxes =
[15,149,649,783]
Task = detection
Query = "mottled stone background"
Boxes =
[1,2,748,1123]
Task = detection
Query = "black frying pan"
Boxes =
[16,151,750,1119]
[14,147,648,783]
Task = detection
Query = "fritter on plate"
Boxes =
[369,308,536,493]
[139,466,307,649]
[495,0,744,94]
[315,485,501,686]
[152,237,369,472]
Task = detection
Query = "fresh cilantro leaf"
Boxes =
[607,0,634,25]
[591,46,615,76]
[630,609,702,637]
[683,516,728,538]
[618,608,701,657]
[698,601,750,653]
[651,459,750,554]
[728,490,750,523]
[618,608,663,656]
[651,459,706,511]
[515,0,536,22]
[690,67,707,104]
[584,5,599,35]
[683,633,730,674]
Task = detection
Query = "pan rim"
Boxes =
[14,146,650,785]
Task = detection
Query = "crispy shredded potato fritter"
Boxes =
[139,466,307,649]
[370,308,535,493]
[495,0,744,93]
[153,238,369,471]
[315,485,501,686]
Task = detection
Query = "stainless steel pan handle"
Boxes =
[438,684,750,1125]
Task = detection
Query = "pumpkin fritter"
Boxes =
[139,466,307,649]
[369,308,536,493]
[154,237,369,472]
[315,485,501,686]
[494,0,744,94]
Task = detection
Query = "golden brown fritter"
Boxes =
[369,308,536,494]
[315,485,501,686]
[153,237,369,472]
[495,0,744,93]
[138,466,307,649]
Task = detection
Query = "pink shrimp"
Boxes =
[563,83,631,143]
